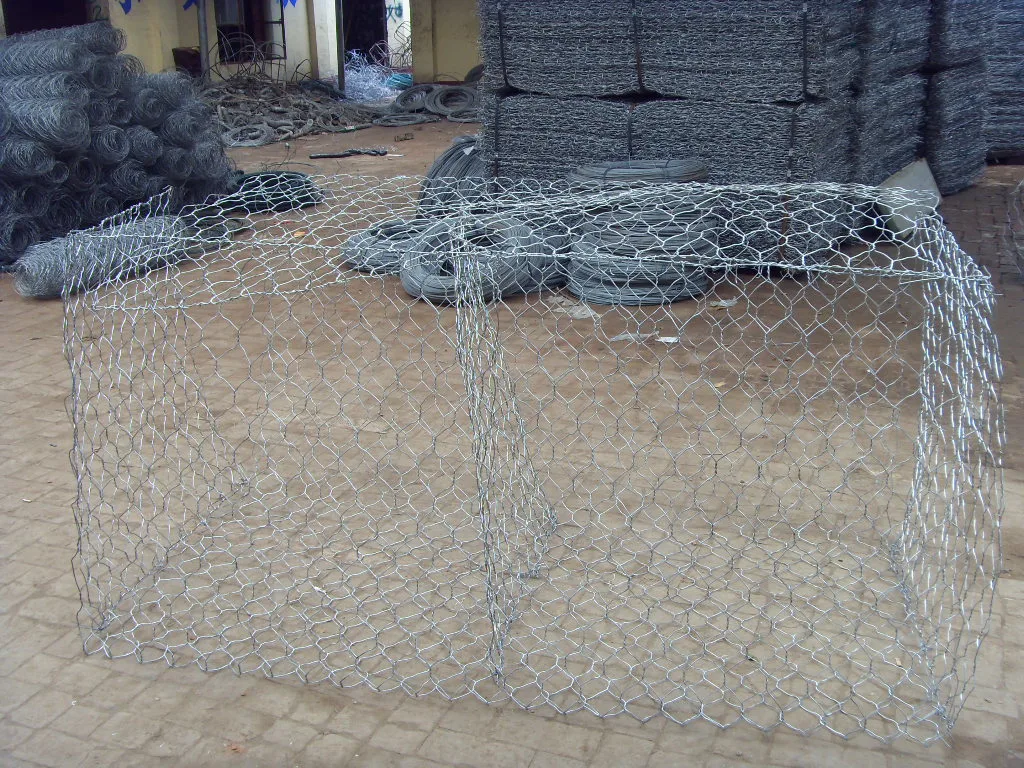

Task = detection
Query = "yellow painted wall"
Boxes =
[107,0,183,72]
[410,0,481,83]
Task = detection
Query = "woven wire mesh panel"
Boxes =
[65,176,1003,744]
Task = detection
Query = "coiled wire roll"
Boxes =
[159,109,206,149]
[567,159,709,187]
[125,125,163,166]
[9,21,126,56]
[567,200,715,305]
[18,184,53,218]
[420,135,491,216]
[45,160,70,186]
[394,84,437,111]
[106,160,153,202]
[2,73,90,108]
[90,125,131,164]
[67,156,101,191]
[154,147,196,183]
[4,99,90,152]
[423,85,480,116]
[399,215,564,303]
[209,172,325,215]
[0,138,57,179]
[342,219,436,275]
[2,214,42,262]
[84,55,125,98]
[42,191,82,238]
[0,39,95,76]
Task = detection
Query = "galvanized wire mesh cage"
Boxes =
[64,175,1003,744]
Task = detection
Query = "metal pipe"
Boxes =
[197,0,211,81]
[335,0,345,93]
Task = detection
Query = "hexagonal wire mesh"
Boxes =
[63,174,1003,744]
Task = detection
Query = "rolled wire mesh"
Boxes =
[63,174,1003,746]
[0,137,57,179]
[124,125,164,166]
[986,3,1024,155]
[3,98,91,152]
[0,38,95,76]
[89,125,130,165]
[11,21,127,57]
[925,63,989,195]
[1,73,91,108]
[0,24,236,264]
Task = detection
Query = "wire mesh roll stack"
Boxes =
[0,22,235,269]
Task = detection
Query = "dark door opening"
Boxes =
[213,0,285,62]
[342,0,386,61]
[2,0,88,35]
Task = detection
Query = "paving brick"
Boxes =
[140,723,203,758]
[260,718,319,751]
[0,680,41,716]
[9,688,73,728]
[0,719,33,751]
[11,729,88,768]
[491,710,601,761]
[370,722,432,754]
[589,732,656,768]
[290,691,348,726]
[93,710,163,749]
[419,728,536,768]
[49,703,110,739]
[327,702,394,741]
[530,751,587,768]
[301,733,361,767]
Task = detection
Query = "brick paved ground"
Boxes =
[1,135,1023,767]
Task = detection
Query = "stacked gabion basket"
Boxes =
[477,0,859,184]
[851,0,931,185]
[477,1,1021,192]
[986,0,1024,158]
[924,0,994,195]
[0,22,235,269]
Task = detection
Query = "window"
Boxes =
[214,0,285,62]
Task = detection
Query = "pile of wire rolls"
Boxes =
[342,146,730,307]
[341,136,567,302]
[373,84,482,127]
[565,160,714,305]
[0,22,235,269]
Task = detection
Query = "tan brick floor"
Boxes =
[2,134,1023,767]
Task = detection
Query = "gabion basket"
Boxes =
[64,175,1003,744]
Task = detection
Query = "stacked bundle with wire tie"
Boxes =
[0,21,236,269]
[924,0,995,194]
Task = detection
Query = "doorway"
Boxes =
[2,0,88,35]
